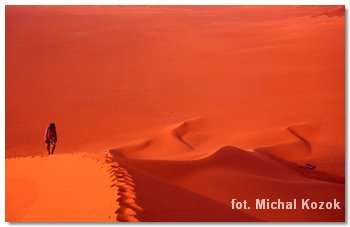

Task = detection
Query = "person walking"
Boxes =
[44,123,58,155]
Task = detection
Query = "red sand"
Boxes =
[6,6,345,222]
[6,154,118,222]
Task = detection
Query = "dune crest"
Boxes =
[109,117,208,160]
[253,123,317,160]
[107,141,344,221]
[105,156,141,222]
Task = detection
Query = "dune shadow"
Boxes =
[115,160,261,222]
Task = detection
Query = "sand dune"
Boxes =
[253,124,313,160]
[107,118,344,222]
[6,154,133,222]
[6,144,344,222]
[109,118,208,160]
[106,155,260,222]
[109,145,344,222]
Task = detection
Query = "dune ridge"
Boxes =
[109,143,344,185]
[109,121,319,161]
[109,117,207,160]
[106,118,344,222]
[253,123,316,161]
[172,121,195,150]
[287,126,312,151]
[108,143,344,221]
[105,155,141,222]
[5,117,345,222]
[112,159,261,222]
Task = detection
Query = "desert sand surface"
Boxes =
[6,6,344,222]
[6,154,123,222]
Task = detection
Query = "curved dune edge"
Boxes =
[108,120,318,161]
[105,155,141,222]
[107,120,344,184]
[5,121,344,222]
[171,117,204,150]
[114,160,261,222]
[109,144,344,186]
[108,145,344,222]
[253,124,314,161]
[6,153,120,222]
[109,117,207,160]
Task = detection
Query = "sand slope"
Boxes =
[109,145,344,222]
[107,119,344,222]
[6,154,124,222]
[107,156,260,222]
